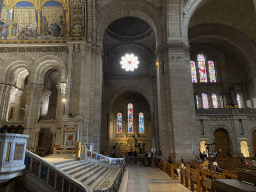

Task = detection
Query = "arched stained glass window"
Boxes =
[212,94,218,108]
[139,113,144,134]
[202,93,209,109]
[237,94,242,108]
[196,95,199,109]
[128,103,133,134]
[117,113,122,134]
[208,61,216,83]
[198,54,207,83]
[190,61,197,83]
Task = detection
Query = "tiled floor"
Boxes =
[126,165,190,192]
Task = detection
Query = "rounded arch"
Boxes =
[2,56,33,84]
[109,87,153,114]
[183,0,212,43]
[189,24,256,76]
[210,124,232,139]
[95,0,164,47]
[32,55,66,84]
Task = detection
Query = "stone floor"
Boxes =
[124,165,190,192]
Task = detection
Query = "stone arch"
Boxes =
[95,0,164,47]
[182,0,210,43]
[109,87,154,114]
[189,24,256,76]
[2,56,33,85]
[32,55,66,84]
[210,124,232,138]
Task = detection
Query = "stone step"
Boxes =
[52,159,77,166]
[72,164,99,179]
[65,162,94,175]
[90,169,113,190]
[61,160,89,172]
[86,167,108,187]
[95,168,120,190]
[78,166,103,182]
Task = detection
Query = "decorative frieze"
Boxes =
[0,46,68,53]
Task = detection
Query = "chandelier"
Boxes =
[120,54,139,71]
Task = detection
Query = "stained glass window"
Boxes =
[202,93,209,109]
[237,94,242,108]
[128,103,133,134]
[212,94,218,108]
[139,113,144,134]
[117,113,122,134]
[120,54,139,71]
[208,61,216,83]
[198,54,207,83]
[196,95,199,109]
[190,61,197,83]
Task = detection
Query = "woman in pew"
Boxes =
[177,158,186,178]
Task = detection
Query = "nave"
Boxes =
[121,165,190,192]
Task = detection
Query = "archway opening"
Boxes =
[107,91,152,157]
[240,141,249,157]
[214,128,230,157]
[38,128,53,156]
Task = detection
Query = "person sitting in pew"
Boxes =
[213,162,221,173]
[202,158,209,169]
[249,158,256,170]
[177,158,186,178]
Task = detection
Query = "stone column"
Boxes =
[167,43,199,161]
[40,88,51,117]
[12,89,23,121]
[65,43,74,116]
[79,43,86,116]
[0,84,9,126]
[156,45,173,160]
[24,84,44,148]
[3,86,15,121]
[56,83,66,120]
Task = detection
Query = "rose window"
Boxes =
[120,54,139,71]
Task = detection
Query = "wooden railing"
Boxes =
[159,160,244,192]
[25,150,93,192]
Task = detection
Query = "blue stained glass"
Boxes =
[128,103,133,134]
[117,113,122,134]
[139,113,144,134]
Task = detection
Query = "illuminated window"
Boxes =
[190,54,217,83]
[139,113,144,134]
[237,94,242,108]
[212,94,218,108]
[120,54,139,71]
[202,93,209,109]
[128,103,133,134]
[208,61,216,83]
[117,113,122,134]
[198,54,207,83]
[190,61,197,83]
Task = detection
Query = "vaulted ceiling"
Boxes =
[189,0,256,43]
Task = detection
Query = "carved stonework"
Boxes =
[0,46,68,52]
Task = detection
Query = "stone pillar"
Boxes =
[79,43,86,116]
[12,89,23,121]
[167,43,199,161]
[3,86,15,121]
[156,45,173,160]
[56,83,66,120]
[66,43,74,116]
[24,84,44,148]
[40,88,51,117]
[0,84,9,126]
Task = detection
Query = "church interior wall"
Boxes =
[0,0,256,160]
